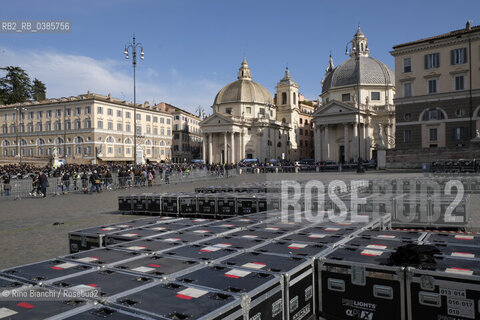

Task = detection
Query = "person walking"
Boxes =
[39,171,48,198]
[2,174,11,197]
[89,170,101,193]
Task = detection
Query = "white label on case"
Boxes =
[0,308,18,318]
[324,227,340,232]
[447,297,475,319]
[164,238,181,242]
[366,244,387,250]
[53,262,78,269]
[445,268,473,275]
[289,243,308,249]
[225,269,251,278]
[440,287,466,298]
[116,225,130,228]
[242,262,266,270]
[151,227,166,231]
[242,235,258,239]
[214,243,232,248]
[101,227,116,231]
[131,266,155,273]
[126,246,147,251]
[455,235,474,240]
[194,230,210,233]
[76,257,99,263]
[120,233,138,237]
[451,252,475,258]
[265,227,279,231]
[200,246,221,252]
[177,287,208,298]
[378,235,396,239]
[309,234,327,239]
[361,249,383,256]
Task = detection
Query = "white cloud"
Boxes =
[0,47,220,114]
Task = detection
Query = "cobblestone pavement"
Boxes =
[0,171,478,269]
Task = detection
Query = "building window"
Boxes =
[126,147,131,155]
[46,123,51,131]
[85,106,91,114]
[75,107,81,115]
[46,110,52,118]
[117,110,122,117]
[424,53,440,69]
[429,128,438,142]
[166,118,171,124]
[66,108,71,116]
[225,108,232,114]
[153,116,158,123]
[65,121,71,130]
[428,79,437,94]
[403,130,412,143]
[97,106,103,114]
[66,147,71,155]
[146,115,151,122]
[404,113,412,121]
[117,123,122,131]
[126,124,131,132]
[146,126,151,134]
[108,122,113,130]
[37,111,43,119]
[37,123,42,132]
[403,82,412,97]
[455,109,465,117]
[451,48,467,65]
[28,112,34,120]
[154,127,158,135]
[118,147,123,154]
[299,128,303,135]
[259,108,265,116]
[246,107,251,114]
[107,108,113,116]
[371,92,381,100]
[75,120,81,129]
[293,93,297,105]
[97,120,103,129]
[282,92,287,104]
[136,113,141,120]
[342,93,351,102]
[56,109,61,117]
[403,57,411,73]
[453,127,467,141]
[454,75,465,91]
[136,125,142,135]
[85,146,91,155]
[160,117,164,124]
[76,146,82,155]
[85,119,91,128]
[126,111,130,119]
[423,109,443,121]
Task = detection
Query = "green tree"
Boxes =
[0,66,32,105]
[31,78,47,101]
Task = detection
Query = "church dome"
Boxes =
[322,56,395,93]
[213,58,273,105]
[322,27,395,93]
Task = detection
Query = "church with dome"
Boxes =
[313,27,396,164]
[200,58,315,163]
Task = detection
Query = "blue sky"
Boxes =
[1,0,478,114]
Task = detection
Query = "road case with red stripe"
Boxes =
[424,232,480,247]
[163,244,239,262]
[50,268,154,300]
[255,240,332,259]
[178,265,284,320]
[115,282,245,320]
[111,239,182,253]
[358,229,427,242]
[104,228,168,245]
[406,256,480,320]
[0,286,88,320]
[430,243,480,260]
[62,247,142,267]
[318,246,406,320]
[61,305,152,320]
[112,254,201,279]
[342,236,420,251]
[228,228,286,241]
[153,230,214,243]
[222,252,316,320]
[196,236,265,251]
[279,231,347,246]
[1,259,94,284]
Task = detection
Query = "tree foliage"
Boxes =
[0,66,47,105]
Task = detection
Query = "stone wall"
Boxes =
[387,143,480,168]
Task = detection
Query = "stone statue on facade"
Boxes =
[378,123,385,149]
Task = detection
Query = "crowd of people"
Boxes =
[0,162,235,198]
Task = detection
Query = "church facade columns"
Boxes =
[314,126,320,162]
[208,133,213,164]
[344,124,349,162]
[230,132,235,163]
[352,124,358,161]
[324,125,330,160]
[202,134,206,163]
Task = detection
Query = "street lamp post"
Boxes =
[124,35,144,166]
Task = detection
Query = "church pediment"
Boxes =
[200,112,234,126]
[313,100,358,118]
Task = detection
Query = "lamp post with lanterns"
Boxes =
[123,35,144,165]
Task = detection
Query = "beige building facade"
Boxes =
[313,27,396,163]
[0,92,173,164]
[391,22,480,151]
[200,58,314,164]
